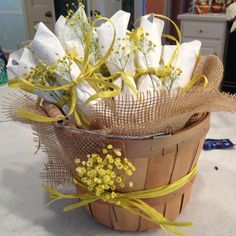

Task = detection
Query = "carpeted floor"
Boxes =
[0,85,236,236]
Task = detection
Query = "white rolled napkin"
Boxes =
[55,5,93,64]
[30,22,97,109]
[7,47,59,104]
[161,40,201,90]
[96,10,137,96]
[7,48,36,79]
[136,14,164,93]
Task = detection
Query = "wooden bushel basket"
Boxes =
[79,113,210,232]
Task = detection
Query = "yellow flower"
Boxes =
[102,149,108,154]
[114,149,122,157]
[92,153,97,158]
[107,144,113,150]
[87,160,93,167]
[106,154,113,159]
[104,184,110,190]
[97,157,103,163]
[76,167,86,177]
[98,169,105,176]
[94,177,101,184]
[109,180,114,186]
[123,165,128,170]
[131,166,136,171]
[129,182,134,188]
[111,192,117,199]
[103,175,111,183]
[111,172,116,178]
[117,163,123,170]
[116,177,122,183]
[75,159,80,164]
[108,164,113,170]
[104,194,110,201]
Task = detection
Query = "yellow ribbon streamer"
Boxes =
[184,74,209,91]
[43,164,198,236]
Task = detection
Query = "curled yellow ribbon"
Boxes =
[43,164,198,236]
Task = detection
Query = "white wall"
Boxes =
[0,0,27,52]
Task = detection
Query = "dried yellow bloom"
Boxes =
[75,145,136,200]
[114,149,122,157]
[107,144,113,149]
[102,149,108,154]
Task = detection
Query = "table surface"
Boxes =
[0,85,236,236]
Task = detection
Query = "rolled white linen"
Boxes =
[96,10,137,97]
[136,14,164,93]
[55,5,95,64]
[7,47,60,104]
[161,40,202,90]
[30,22,97,108]
[7,48,36,79]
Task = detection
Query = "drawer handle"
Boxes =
[199,29,203,33]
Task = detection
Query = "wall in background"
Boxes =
[146,0,165,14]
[0,0,27,52]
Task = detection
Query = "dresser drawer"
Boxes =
[181,21,226,40]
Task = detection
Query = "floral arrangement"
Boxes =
[73,144,136,199]
[7,3,203,129]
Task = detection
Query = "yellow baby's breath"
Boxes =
[107,144,113,149]
[74,145,136,199]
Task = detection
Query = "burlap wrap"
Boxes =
[3,55,236,231]
[3,55,236,187]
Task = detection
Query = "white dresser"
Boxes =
[178,13,228,62]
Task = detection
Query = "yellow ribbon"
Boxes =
[184,74,209,90]
[43,164,198,236]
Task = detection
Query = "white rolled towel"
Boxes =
[136,14,164,93]
[30,22,98,109]
[55,5,91,63]
[161,40,202,90]
[96,10,137,97]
